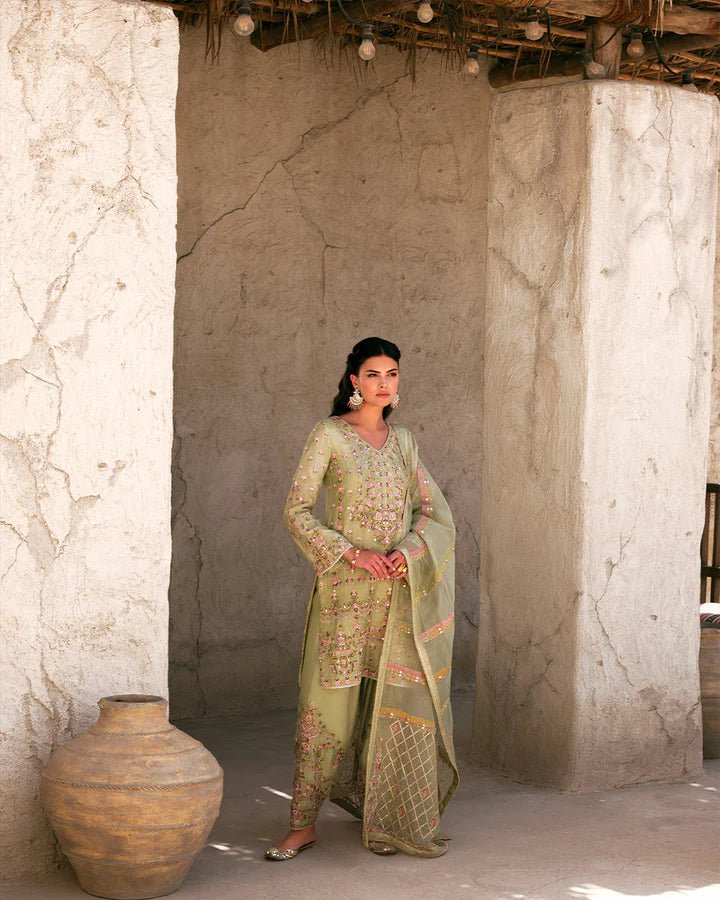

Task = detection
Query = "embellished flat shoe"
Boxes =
[264,840,315,861]
[368,841,398,855]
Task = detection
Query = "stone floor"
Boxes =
[3,693,719,900]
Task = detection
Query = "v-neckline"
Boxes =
[333,415,393,452]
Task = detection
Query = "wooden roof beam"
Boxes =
[488,33,719,88]
[250,0,404,51]
[492,1,720,36]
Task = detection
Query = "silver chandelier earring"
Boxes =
[348,385,363,410]
[390,392,400,409]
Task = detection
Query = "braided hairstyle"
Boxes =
[330,336,401,420]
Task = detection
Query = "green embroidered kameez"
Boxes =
[283,415,459,857]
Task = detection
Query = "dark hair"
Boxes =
[330,336,401,420]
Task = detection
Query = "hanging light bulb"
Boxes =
[358,25,376,61]
[417,1,434,24]
[626,29,645,59]
[580,50,606,80]
[681,71,699,92]
[524,12,544,41]
[463,48,480,77]
[232,3,255,36]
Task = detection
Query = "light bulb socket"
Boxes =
[417,1,434,24]
[358,24,376,61]
[580,50,605,79]
[523,11,544,41]
[232,4,255,37]
[462,47,480,76]
[625,29,645,58]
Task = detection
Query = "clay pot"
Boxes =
[700,630,720,759]
[40,694,223,899]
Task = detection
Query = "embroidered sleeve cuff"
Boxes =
[315,535,354,576]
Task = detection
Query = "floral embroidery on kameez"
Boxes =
[284,417,411,690]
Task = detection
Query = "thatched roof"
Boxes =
[150,1,720,95]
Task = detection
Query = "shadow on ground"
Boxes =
[3,693,719,900]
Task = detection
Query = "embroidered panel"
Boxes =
[365,714,440,849]
[330,416,408,549]
[317,578,393,688]
[384,661,452,687]
[290,700,345,829]
[418,612,455,643]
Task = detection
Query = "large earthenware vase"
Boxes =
[40,694,223,899]
[700,630,720,759]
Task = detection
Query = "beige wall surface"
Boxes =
[0,0,178,878]
[476,81,719,790]
[171,33,490,717]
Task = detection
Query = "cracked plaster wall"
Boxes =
[0,0,178,877]
[171,31,489,717]
[475,82,719,790]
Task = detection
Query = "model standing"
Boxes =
[265,336,458,860]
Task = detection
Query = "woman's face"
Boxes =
[350,355,399,408]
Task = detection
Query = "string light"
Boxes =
[626,29,645,59]
[417,1,434,24]
[524,12,544,42]
[358,25,376,61]
[580,50,606,79]
[682,71,699,92]
[232,3,255,36]
[463,48,480,77]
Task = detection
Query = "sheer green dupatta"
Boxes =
[337,427,459,858]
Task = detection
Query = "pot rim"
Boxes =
[98,694,168,708]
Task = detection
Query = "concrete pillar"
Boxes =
[0,0,178,877]
[474,82,719,790]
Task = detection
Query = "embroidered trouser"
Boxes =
[290,594,376,829]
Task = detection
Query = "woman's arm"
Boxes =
[283,420,353,576]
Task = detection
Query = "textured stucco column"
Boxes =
[474,82,719,790]
[0,0,178,877]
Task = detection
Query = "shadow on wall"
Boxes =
[167,30,489,720]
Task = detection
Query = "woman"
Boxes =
[265,336,458,860]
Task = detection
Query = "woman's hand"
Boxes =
[385,550,408,579]
[354,549,395,580]
[342,547,408,580]
[342,547,395,580]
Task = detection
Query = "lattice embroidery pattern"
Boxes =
[365,716,440,848]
